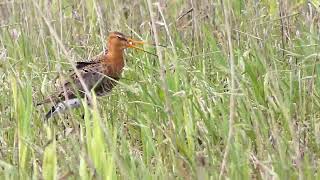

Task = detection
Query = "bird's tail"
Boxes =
[45,106,58,119]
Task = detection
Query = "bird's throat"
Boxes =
[104,49,125,77]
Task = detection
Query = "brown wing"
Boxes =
[75,49,108,69]
[37,62,119,105]
[50,51,107,89]
[69,63,119,97]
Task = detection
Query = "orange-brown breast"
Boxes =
[102,51,125,77]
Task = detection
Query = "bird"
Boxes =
[37,31,155,119]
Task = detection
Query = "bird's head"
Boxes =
[107,32,157,56]
[107,32,143,50]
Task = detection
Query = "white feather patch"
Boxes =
[47,98,81,118]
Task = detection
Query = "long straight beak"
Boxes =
[127,38,158,57]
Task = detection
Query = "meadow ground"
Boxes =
[0,0,320,179]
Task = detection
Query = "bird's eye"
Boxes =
[116,35,127,41]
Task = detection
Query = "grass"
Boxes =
[0,0,320,179]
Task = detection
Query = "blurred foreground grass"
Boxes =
[1,0,320,179]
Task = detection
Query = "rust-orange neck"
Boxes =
[103,45,125,77]
[105,42,124,63]
[106,50,124,62]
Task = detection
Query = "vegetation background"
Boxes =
[0,0,320,179]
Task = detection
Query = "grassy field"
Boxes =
[1,0,320,179]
